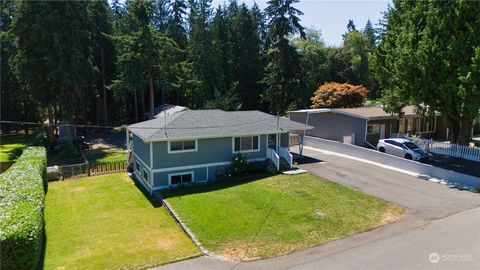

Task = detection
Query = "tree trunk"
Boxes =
[134,90,139,123]
[447,115,473,145]
[23,96,28,135]
[47,105,55,144]
[457,118,473,146]
[100,44,108,126]
[149,75,155,119]
[140,89,145,116]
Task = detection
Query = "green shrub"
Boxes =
[59,138,78,158]
[230,153,248,177]
[31,132,48,147]
[0,147,47,269]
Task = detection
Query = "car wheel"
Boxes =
[379,147,385,153]
[405,154,412,160]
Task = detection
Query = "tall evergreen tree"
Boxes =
[262,0,305,114]
[231,4,263,109]
[188,0,218,108]
[167,0,188,50]
[363,19,376,51]
[151,0,170,32]
[11,1,95,141]
[89,0,116,125]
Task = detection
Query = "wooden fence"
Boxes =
[55,160,127,180]
[88,161,127,176]
[408,137,480,162]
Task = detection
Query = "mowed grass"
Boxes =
[0,135,33,162]
[163,173,405,260]
[44,173,201,269]
[85,148,125,163]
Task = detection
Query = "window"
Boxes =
[135,162,140,173]
[143,169,149,182]
[168,140,197,153]
[367,124,380,134]
[233,136,259,152]
[169,172,194,186]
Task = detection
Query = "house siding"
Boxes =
[289,112,367,146]
[152,164,232,187]
[152,135,267,170]
[132,133,150,167]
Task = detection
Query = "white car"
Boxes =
[377,138,430,161]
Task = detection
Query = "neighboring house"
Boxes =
[126,109,311,193]
[144,104,188,119]
[288,106,450,148]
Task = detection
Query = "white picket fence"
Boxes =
[408,137,480,162]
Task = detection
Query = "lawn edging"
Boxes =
[158,193,212,256]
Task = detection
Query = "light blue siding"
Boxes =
[132,134,150,166]
[153,167,207,187]
[151,135,267,169]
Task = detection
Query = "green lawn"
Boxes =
[85,148,125,163]
[0,135,33,162]
[44,173,201,269]
[163,173,405,260]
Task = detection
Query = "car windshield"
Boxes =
[403,142,419,150]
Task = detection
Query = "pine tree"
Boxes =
[363,20,376,51]
[11,1,95,140]
[151,0,170,33]
[231,4,263,109]
[89,0,116,125]
[188,0,218,108]
[167,0,188,50]
[262,0,305,114]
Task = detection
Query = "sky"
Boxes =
[212,0,391,46]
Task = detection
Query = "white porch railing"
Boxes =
[279,146,293,169]
[408,137,480,162]
[267,148,280,171]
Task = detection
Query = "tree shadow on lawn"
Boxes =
[160,173,276,199]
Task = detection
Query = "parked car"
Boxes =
[377,138,430,161]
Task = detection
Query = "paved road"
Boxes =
[156,147,480,270]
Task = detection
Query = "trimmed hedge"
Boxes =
[0,147,47,270]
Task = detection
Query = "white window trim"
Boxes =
[168,171,194,186]
[142,168,149,183]
[135,161,141,173]
[232,136,261,153]
[167,139,198,154]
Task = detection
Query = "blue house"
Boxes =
[126,109,311,193]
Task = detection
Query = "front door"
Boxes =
[380,124,386,139]
[268,134,277,149]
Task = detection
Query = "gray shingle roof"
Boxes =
[129,110,312,142]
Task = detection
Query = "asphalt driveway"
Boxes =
[155,147,480,270]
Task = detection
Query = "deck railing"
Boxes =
[279,146,293,169]
[267,148,280,171]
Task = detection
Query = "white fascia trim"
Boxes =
[133,152,151,171]
[167,139,198,154]
[232,135,261,154]
[168,171,195,186]
[151,158,267,174]
[144,132,287,143]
